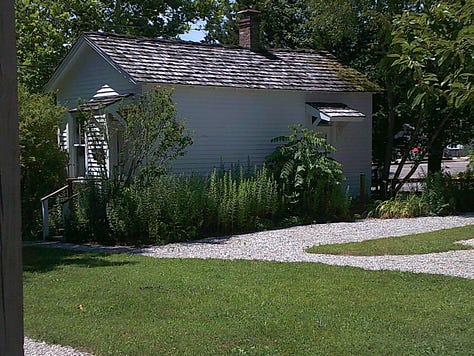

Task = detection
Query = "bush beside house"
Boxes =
[62,89,351,245]
[18,85,68,238]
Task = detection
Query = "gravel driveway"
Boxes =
[25,214,474,355]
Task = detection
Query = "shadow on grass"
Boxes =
[23,246,137,274]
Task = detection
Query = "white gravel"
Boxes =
[24,337,92,356]
[25,214,474,355]
[137,214,474,279]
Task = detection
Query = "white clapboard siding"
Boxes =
[58,123,68,152]
[170,85,306,173]
[55,44,135,107]
[50,42,135,178]
[167,85,372,196]
[306,91,373,196]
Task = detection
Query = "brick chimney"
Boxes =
[237,9,261,51]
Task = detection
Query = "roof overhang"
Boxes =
[69,92,133,126]
[306,102,366,124]
[44,36,87,92]
[44,34,136,92]
[69,93,133,113]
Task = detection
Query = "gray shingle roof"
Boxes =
[84,32,379,92]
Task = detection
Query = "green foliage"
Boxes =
[119,87,193,185]
[207,166,279,232]
[69,166,279,244]
[422,172,456,215]
[384,1,474,183]
[68,87,286,244]
[421,171,474,214]
[24,246,474,355]
[266,125,350,221]
[63,181,106,242]
[18,85,68,238]
[370,194,429,219]
[391,1,473,111]
[307,225,474,256]
[199,0,314,48]
[105,174,209,244]
[370,171,474,219]
[452,170,474,212]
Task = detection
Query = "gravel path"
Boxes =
[24,214,474,355]
[137,215,474,279]
[24,338,93,356]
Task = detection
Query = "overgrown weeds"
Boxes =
[67,166,280,245]
[369,171,474,218]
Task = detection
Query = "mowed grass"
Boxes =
[24,246,474,355]
[306,225,474,256]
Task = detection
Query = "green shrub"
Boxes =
[208,166,279,232]
[265,124,350,221]
[369,171,474,218]
[422,172,455,215]
[138,174,210,244]
[116,87,193,185]
[452,169,474,212]
[65,181,109,242]
[18,85,68,239]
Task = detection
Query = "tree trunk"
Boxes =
[428,139,443,174]
[0,0,24,354]
[382,86,396,197]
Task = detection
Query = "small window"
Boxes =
[75,145,86,177]
[74,118,85,145]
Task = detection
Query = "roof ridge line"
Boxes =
[82,31,335,55]
[83,31,239,50]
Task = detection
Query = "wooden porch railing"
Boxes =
[41,178,101,240]
[40,185,69,240]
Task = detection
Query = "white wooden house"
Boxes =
[45,10,379,196]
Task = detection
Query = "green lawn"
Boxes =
[24,246,474,355]
[306,225,474,256]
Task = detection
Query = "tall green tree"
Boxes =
[197,0,314,48]
[388,0,473,190]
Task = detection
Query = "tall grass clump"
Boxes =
[105,174,210,244]
[422,172,455,215]
[370,171,474,218]
[65,180,110,242]
[208,166,279,232]
[370,193,429,219]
